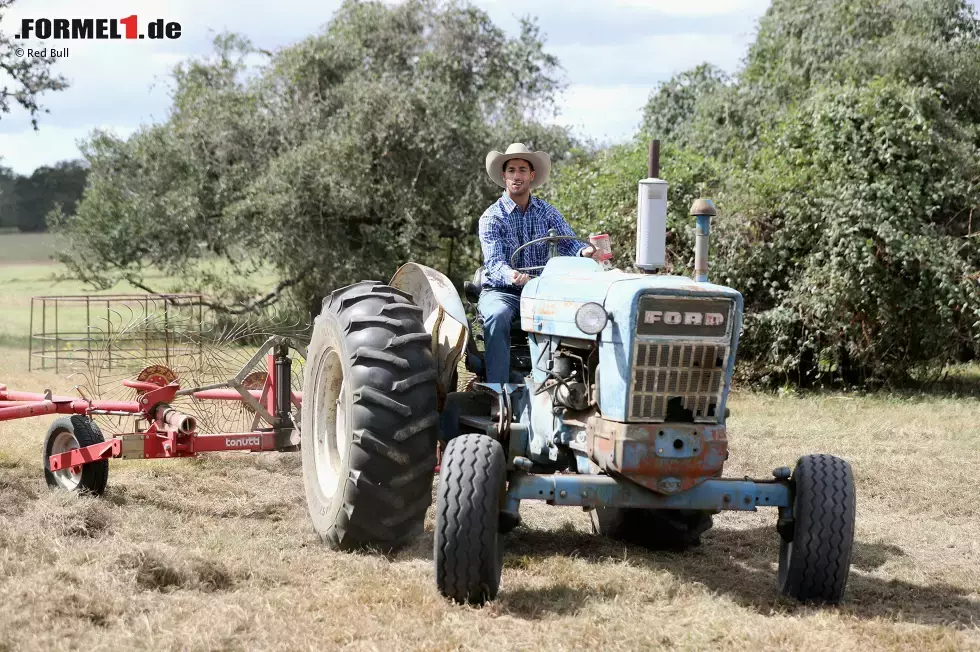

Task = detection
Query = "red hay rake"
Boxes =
[1,336,306,494]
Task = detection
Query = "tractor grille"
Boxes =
[628,342,729,423]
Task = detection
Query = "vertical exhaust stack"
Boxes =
[635,140,668,272]
[690,198,717,283]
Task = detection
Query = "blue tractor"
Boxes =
[300,149,856,606]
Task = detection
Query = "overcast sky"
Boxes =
[0,0,771,174]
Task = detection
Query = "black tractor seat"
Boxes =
[462,267,530,380]
[464,267,524,331]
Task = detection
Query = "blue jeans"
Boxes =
[477,289,521,384]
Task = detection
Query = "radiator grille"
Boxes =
[628,341,729,422]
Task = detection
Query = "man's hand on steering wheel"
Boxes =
[509,233,592,277]
[511,270,531,286]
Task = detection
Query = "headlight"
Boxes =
[575,302,607,335]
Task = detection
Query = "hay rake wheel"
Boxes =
[67,302,309,439]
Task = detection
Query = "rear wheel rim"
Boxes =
[312,348,347,499]
[50,430,81,491]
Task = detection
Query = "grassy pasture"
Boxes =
[0,234,979,651]
[0,231,194,351]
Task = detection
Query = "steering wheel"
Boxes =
[510,233,589,273]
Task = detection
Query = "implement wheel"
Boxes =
[42,416,108,495]
[302,281,439,552]
[778,454,856,604]
[591,507,713,551]
[435,434,506,605]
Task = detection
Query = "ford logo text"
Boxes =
[643,310,725,327]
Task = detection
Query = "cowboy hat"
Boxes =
[485,143,552,190]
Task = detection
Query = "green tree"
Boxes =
[0,165,16,228]
[0,0,68,128]
[549,0,980,386]
[0,161,87,232]
[13,160,88,231]
[55,0,573,314]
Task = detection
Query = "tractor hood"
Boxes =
[520,257,742,343]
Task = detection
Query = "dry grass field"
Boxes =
[0,234,979,650]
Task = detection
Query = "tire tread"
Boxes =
[305,281,439,552]
[435,434,505,604]
[779,454,856,604]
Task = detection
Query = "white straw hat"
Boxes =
[485,143,551,190]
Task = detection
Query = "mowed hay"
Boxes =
[0,342,979,650]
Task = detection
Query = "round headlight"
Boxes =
[575,302,608,335]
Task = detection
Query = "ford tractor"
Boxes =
[300,143,856,606]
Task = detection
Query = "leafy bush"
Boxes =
[547,0,980,386]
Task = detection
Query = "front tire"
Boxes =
[435,434,505,604]
[778,454,856,604]
[301,281,439,552]
[43,416,108,495]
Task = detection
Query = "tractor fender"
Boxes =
[390,263,469,407]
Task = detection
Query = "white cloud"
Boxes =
[553,84,654,143]
[549,32,750,86]
[0,124,136,171]
[611,0,770,15]
[0,0,771,173]
[547,30,756,144]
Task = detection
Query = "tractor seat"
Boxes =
[463,267,486,304]
[464,268,523,330]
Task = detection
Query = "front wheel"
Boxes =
[435,434,505,604]
[778,454,856,604]
[43,416,108,495]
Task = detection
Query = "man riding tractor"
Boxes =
[301,139,856,606]
[477,143,598,383]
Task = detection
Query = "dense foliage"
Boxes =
[0,0,67,128]
[55,0,571,313]
[545,0,980,386]
[0,161,87,232]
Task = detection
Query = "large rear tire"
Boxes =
[43,416,109,495]
[302,281,439,552]
[435,434,505,605]
[591,507,713,551]
[778,454,855,604]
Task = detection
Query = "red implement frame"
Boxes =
[0,336,305,475]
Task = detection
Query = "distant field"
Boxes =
[0,233,277,353]
[0,231,61,264]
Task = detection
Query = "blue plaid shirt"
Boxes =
[478,193,587,290]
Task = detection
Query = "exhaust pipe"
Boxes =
[635,139,718,282]
[690,198,717,283]
[635,140,667,272]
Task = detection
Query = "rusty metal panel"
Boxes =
[586,416,727,494]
